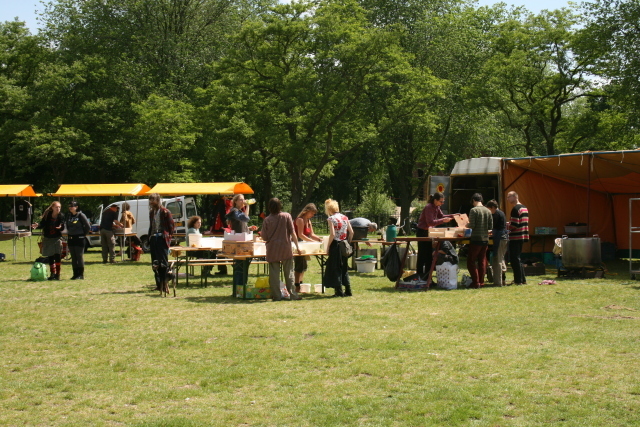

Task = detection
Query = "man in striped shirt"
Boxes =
[507,191,529,285]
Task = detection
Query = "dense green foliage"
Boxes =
[1,0,638,214]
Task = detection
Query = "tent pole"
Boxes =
[587,155,591,233]
[12,195,17,260]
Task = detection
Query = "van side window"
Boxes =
[186,201,197,219]
[165,201,182,219]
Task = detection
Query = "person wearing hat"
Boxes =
[100,204,121,264]
[65,201,91,279]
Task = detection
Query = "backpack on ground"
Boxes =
[30,261,48,281]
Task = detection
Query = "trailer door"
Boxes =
[426,176,451,214]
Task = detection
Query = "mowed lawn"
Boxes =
[1,238,639,426]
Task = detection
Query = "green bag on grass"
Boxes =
[30,261,48,281]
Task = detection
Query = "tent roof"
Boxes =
[52,184,152,197]
[146,182,254,196]
[0,185,39,197]
[504,150,640,194]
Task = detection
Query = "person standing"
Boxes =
[507,191,529,285]
[486,199,508,287]
[204,197,232,276]
[294,203,323,293]
[100,204,121,264]
[465,193,493,288]
[226,194,258,292]
[32,201,65,280]
[119,202,139,260]
[415,192,453,278]
[148,193,175,295]
[65,201,91,280]
[322,199,354,297]
[261,198,301,301]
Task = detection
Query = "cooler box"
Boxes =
[187,234,202,247]
[200,237,223,249]
[253,242,266,256]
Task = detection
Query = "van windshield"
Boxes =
[91,205,103,224]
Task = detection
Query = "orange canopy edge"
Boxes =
[52,184,152,197]
[0,185,40,197]
[146,182,254,196]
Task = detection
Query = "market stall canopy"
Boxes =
[502,149,640,251]
[504,150,640,194]
[51,184,152,197]
[0,185,40,197]
[146,182,254,196]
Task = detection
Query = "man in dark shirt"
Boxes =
[486,199,508,286]
[100,205,120,263]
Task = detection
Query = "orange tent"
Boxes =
[502,150,640,252]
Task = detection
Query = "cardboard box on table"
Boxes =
[428,213,469,238]
[222,240,254,256]
[114,227,133,235]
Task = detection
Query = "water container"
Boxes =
[299,283,311,293]
[386,225,397,242]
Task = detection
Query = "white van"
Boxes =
[86,196,197,252]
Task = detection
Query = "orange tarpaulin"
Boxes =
[146,182,253,196]
[0,185,40,197]
[52,184,151,197]
[502,150,640,251]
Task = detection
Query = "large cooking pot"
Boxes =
[561,236,601,269]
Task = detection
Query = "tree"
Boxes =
[200,0,427,214]
[575,0,640,145]
[357,1,501,229]
[130,94,199,184]
[470,7,595,156]
[578,0,640,113]
[0,21,44,183]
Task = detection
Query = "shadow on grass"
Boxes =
[183,292,331,305]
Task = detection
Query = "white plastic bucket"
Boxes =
[299,283,311,293]
[314,284,323,293]
[355,259,376,273]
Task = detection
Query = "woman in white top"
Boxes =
[322,199,353,297]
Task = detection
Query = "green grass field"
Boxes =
[1,238,639,426]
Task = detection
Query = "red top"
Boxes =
[417,203,447,230]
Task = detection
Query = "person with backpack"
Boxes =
[65,201,91,280]
[322,199,354,297]
[32,201,65,280]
